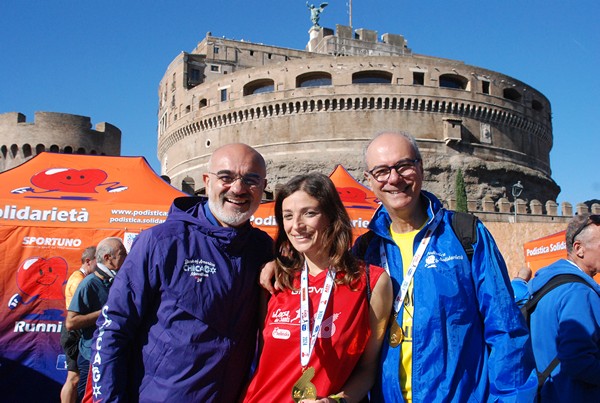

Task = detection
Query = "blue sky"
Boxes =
[1,0,598,206]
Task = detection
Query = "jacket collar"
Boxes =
[369,191,442,240]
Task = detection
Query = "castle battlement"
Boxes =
[0,111,121,171]
[446,198,600,223]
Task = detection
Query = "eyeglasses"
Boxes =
[208,171,264,187]
[367,159,421,183]
[571,214,600,244]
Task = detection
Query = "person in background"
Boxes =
[66,237,126,402]
[243,173,392,403]
[60,246,96,403]
[528,213,600,402]
[90,143,274,402]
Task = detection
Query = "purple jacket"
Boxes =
[91,197,273,402]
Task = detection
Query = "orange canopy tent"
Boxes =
[250,164,380,239]
[523,230,600,285]
[0,153,184,401]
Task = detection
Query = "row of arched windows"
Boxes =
[159,93,551,155]
[0,143,102,159]
[237,70,537,107]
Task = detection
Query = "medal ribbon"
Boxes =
[380,210,444,315]
[300,262,335,368]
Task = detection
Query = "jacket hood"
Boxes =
[529,259,600,295]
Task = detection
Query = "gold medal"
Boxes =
[292,366,318,402]
[389,314,404,348]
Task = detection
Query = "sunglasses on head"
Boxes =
[571,214,600,244]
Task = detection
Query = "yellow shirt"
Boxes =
[64,269,86,309]
[391,225,420,403]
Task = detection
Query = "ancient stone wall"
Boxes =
[459,202,599,276]
[0,112,121,171]
[157,26,559,207]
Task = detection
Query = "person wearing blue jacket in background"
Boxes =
[355,132,537,402]
[528,213,600,402]
[89,143,274,402]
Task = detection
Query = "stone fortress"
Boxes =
[0,111,121,172]
[0,21,597,272]
[156,23,578,216]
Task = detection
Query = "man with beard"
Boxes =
[89,143,274,402]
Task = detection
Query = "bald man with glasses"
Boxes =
[527,213,600,402]
[355,131,537,402]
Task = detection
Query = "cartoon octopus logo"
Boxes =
[8,256,68,310]
[11,168,128,200]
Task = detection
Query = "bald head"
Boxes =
[365,131,422,169]
[363,131,426,228]
[208,143,266,178]
[96,237,127,271]
[203,143,267,227]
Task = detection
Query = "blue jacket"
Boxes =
[528,259,600,402]
[511,278,530,307]
[90,197,273,402]
[354,191,537,402]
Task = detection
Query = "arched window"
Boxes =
[439,74,468,90]
[352,71,392,84]
[64,146,73,154]
[23,144,32,158]
[36,144,45,154]
[243,79,275,96]
[49,145,59,153]
[296,72,332,88]
[531,100,543,111]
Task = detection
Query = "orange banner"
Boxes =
[523,230,600,284]
[523,230,567,273]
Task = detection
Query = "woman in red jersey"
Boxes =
[243,173,392,403]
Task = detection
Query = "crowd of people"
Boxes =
[59,133,599,403]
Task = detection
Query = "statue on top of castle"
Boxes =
[307,2,328,27]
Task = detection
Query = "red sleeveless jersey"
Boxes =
[243,262,384,402]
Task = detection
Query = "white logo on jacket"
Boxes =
[424,251,464,269]
[182,258,216,282]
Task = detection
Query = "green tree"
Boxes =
[455,168,468,212]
